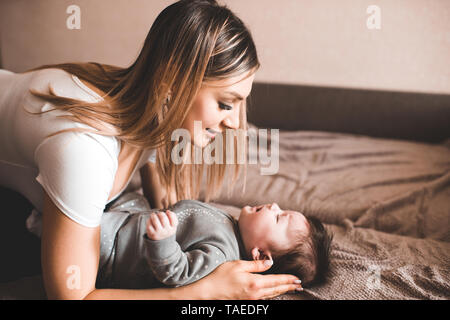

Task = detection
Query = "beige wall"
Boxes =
[1,0,449,94]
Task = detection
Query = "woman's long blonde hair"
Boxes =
[24,0,260,206]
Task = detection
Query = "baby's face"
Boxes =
[238,203,309,259]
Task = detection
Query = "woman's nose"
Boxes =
[222,108,240,129]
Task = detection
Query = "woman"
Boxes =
[0,0,300,299]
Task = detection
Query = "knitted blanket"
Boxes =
[207,126,450,300]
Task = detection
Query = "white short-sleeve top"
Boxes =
[0,68,156,227]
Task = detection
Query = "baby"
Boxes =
[95,193,333,290]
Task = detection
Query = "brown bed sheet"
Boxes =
[1,127,449,300]
[205,126,450,300]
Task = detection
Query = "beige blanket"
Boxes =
[205,126,450,300]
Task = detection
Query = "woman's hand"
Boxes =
[160,187,177,209]
[140,162,177,210]
[186,259,302,300]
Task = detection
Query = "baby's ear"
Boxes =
[251,247,261,260]
[251,247,273,261]
[265,251,273,261]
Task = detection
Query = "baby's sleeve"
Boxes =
[34,131,118,228]
[143,234,228,287]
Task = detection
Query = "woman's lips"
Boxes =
[205,128,220,139]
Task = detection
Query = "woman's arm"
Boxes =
[85,259,301,300]
[41,190,193,299]
[41,190,100,299]
[42,191,300,299]
[140,161,176,209]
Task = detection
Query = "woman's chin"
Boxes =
[192,134,212,148]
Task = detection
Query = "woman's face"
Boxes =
[182,71,255,148]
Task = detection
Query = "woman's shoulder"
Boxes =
[35,128,120,175]
[34,129,120,227]
[24,68,120,163]
[27,67,103,103]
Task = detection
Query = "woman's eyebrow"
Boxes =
[223,91,245,101]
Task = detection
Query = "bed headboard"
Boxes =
[248,82,450,143]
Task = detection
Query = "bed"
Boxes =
[1,82,449,299]
[208,126,450,300]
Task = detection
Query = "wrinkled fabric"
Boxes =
[206,126,450,300]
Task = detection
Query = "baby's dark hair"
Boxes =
[269,216,333,287]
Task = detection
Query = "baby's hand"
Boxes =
[146,210,178,240]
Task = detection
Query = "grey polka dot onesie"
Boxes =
[96,192,246,289]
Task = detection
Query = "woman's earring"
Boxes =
[164,90,172,106]
[162,90,171,116]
